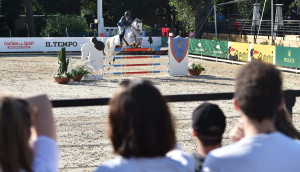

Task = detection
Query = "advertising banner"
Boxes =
[0,37,162,52]
[250,44,275,64]
[189,38,228,58]
[276,46,300,68]
[228,42,250,62]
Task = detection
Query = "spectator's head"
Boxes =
[108,79,176,158]
[235,60,283,122]
[192,103,226,147]
[0,96,33,172]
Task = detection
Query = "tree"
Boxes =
[24,0,36,36]
[41,13,89,37]
[170,0,212,38]
[169,0,194,36]
[1,0,23,36]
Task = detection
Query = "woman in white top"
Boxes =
[95,79,195,172]
[0,94,59,172]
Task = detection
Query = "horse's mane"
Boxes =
[91,37,105,51]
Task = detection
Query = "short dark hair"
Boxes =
[108,79,176,158]
[235,60,283,122]
[197,134,223,147]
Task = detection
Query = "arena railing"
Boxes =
[51,89,300,117]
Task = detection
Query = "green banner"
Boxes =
[276,46,300,68]
[189,38,228,58]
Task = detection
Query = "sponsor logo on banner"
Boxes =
[4,41,34,49]
[250,44,275,64]
[170,37,189,63]
[284,50,295,63]
[228,46,239,61]
[275,46,300,68]
[45,42,78,47]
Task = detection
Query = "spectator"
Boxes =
[0,94,59,172]
[216,12,225,22]
[202,61,300,172]
[95,79,195,172]
[191,103,226,172]
[233,21,241,33]
[291,8,297,20]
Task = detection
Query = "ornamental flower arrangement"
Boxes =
[188,62,205,75]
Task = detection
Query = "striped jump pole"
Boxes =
[104,63,169,68]
[104,55,168,60]
[103,54,169,75]
[104,70,169,75]
[113,47,168,52]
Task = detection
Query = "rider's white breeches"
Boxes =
[118,26,122,34]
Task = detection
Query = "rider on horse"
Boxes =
[117,11,133,46]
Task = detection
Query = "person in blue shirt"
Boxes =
[216,12,225,21]
[117,11,133,46]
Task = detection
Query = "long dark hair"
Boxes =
[0,97,33,172]
[108,79,176,158]
[275,108,300,139]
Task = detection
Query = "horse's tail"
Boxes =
[105,38,110,55]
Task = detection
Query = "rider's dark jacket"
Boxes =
[117,16,133,27]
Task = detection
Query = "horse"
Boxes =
[81,37,104,72]
[105,18,143,58]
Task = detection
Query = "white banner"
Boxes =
[0,37,162,52]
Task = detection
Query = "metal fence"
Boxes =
[204,19,300,37]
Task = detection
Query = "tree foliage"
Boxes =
[41,14,89,37]
[169,0,194,35]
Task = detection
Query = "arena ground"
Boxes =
[0,54,300,171]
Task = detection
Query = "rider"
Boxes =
[117,11,133,46]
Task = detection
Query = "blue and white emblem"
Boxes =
[170,36,189,63]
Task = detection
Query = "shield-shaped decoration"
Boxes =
[170,37,189,63]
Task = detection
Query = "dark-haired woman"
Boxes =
[95,79,195,172]
[0,94,59,172]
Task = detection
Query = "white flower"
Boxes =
[188,62,195,70]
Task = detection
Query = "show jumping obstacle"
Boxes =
[103,52,169,75]
[81,37,189,79]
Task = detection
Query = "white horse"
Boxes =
[105,18,143,57]
[81,38,104,71]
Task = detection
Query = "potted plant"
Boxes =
[188,62,205,75]
[53,47,73,84]
[71,65,91,81]
[53,72,73,84]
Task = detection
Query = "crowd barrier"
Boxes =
[51,90,300,117]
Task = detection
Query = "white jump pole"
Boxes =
[97,0,104,37]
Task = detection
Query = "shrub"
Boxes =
[71,65,91,77]
[260,40,269,45]
[188,62,205,71]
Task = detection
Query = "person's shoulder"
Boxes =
[166,149,195,171]
[275,132,300,147]
[95,157,130,172]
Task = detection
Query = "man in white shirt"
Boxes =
[202,60,300,172]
